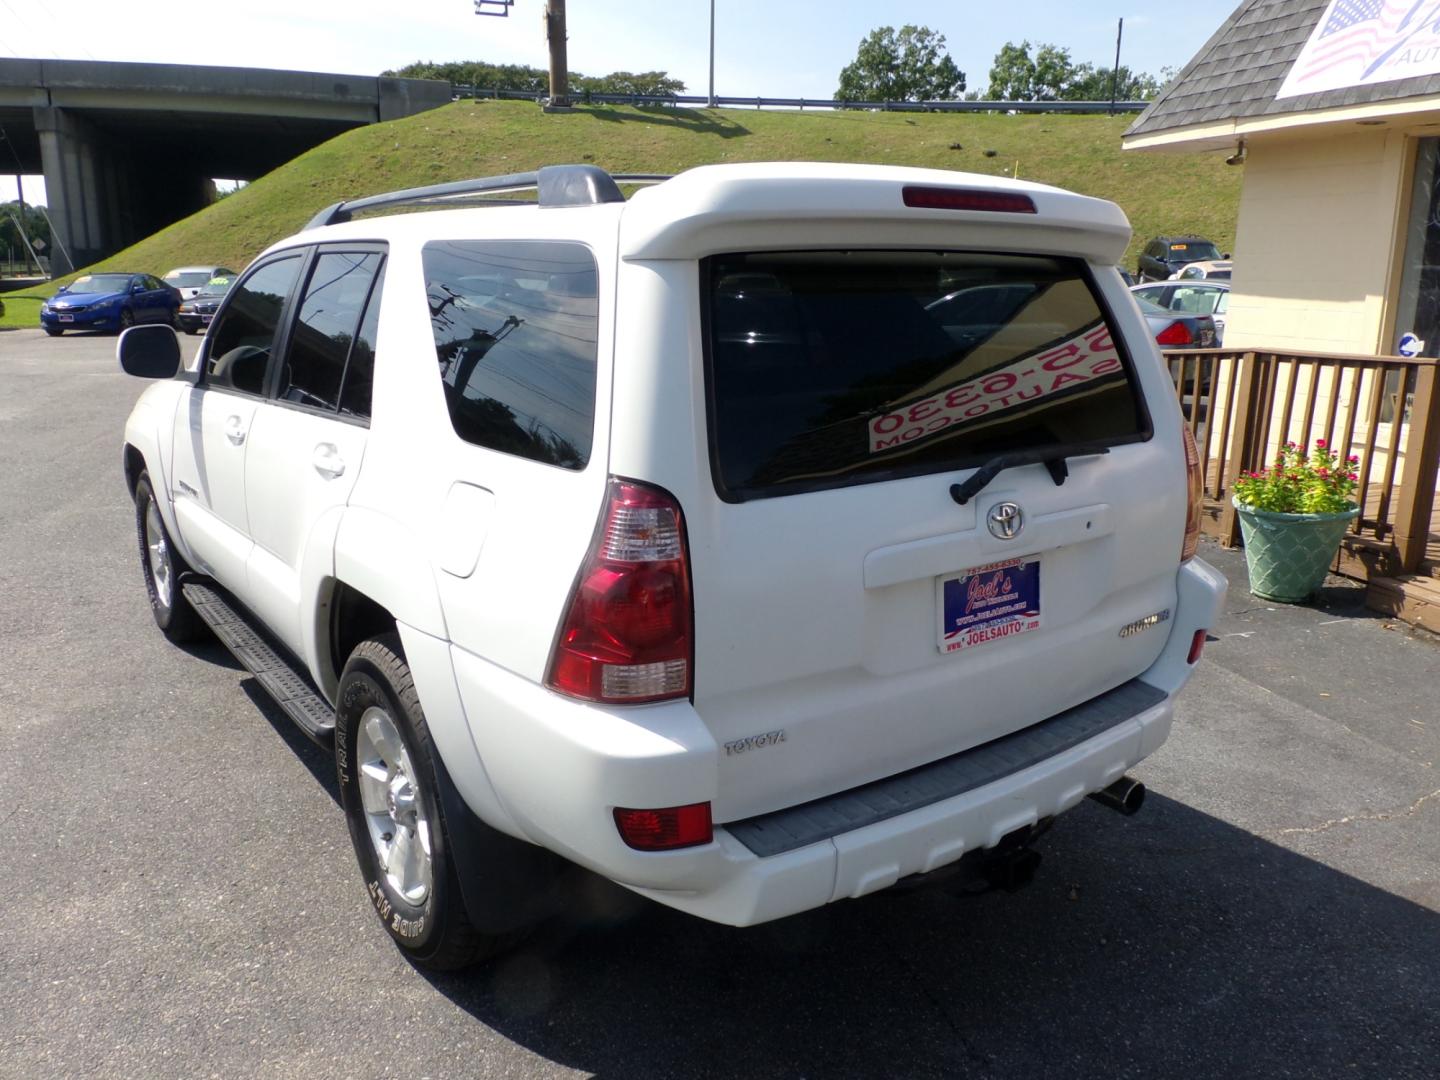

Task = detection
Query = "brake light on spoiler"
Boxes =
[902,186,1037,214]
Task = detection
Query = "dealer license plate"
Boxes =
[937,556,1041,653]
[58,315,74,323]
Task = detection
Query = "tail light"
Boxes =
[614,803,713,850]
[1154,321,1194,347]
[1181,425,1203,562]
[1187,629,1208,664]
[546,478,693,704]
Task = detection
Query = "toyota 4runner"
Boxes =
[118,162,1226,969]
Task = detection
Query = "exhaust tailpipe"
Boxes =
[1088,776,1146,816]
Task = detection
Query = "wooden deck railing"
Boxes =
[1160,348,1440,577]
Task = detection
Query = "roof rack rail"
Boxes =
[303,164,671,230]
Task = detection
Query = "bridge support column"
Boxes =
[35,105,215,276]
[35,106,118,275]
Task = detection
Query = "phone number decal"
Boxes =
[869,324,1121,454]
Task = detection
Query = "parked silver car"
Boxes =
[1131,280,1229,345]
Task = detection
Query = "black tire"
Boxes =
[45,327,62,337]
[133,471,209,643]
[336,635,510,970]
[118,308,135,333]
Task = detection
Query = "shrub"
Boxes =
[1233,441,1358,514]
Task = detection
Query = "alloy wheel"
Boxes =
[355,706,433,905]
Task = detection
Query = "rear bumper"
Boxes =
[636,689,1174,925]
[447,557,1226,926]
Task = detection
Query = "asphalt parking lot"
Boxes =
[2,327,1439,1079]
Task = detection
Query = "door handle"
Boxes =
[225,415,246,445]
[312,442,346,479]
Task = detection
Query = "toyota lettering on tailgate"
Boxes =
[868,322,1123,454]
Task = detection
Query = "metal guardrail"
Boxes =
[451,85,1149,113]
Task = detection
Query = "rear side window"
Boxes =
[423,240,597,469]
[281,251,383,412]
[207,255,303,396]
[704,251,1150,499]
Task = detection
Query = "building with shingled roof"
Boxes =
[1123,0,1440,626]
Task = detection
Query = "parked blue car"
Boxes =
[40,273,181,336]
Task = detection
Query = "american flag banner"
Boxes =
[1276,0,1440,99]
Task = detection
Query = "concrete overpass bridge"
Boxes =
[0,59,450,274]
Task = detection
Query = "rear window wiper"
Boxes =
[949,442,1114,506]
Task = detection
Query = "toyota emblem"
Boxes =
[987,501,1024,540]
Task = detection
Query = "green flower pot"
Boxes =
[1231,498,1360,603]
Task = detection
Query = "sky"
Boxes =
[0,0,1234,204]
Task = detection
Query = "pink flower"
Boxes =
[1318,468,1330,478]
[1315,438,1327,448]
[1348,472,1359,481]
[1348,455,1360,464]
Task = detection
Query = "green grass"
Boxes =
[0,100,1239,327]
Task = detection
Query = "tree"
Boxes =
[985,41,1037,100]
[984,41,1164,102]
[835,25,965,103]
[0,201,50,265]
[384,60,684,98]
[1066,64,1161,102]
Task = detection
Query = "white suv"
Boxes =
[119,162,1225,969]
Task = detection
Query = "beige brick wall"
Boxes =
[1223,128,1408,354]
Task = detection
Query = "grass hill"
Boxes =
[0,99,1240,327]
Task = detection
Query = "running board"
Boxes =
[182,580,336,746]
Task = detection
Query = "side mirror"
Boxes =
[56,284,69,294]
[1222,253,1231,260]
[117,324,181,379]
[132,282,145,293]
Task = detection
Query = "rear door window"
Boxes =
[704,251,1150,499]
[422,240,598,469]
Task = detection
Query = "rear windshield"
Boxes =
[704,251,1150,499]
[1168,242,1220,261]
[165,271,213,288]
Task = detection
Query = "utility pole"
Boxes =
[545,0,570,108]
[708,0,716,108]
[1109,18,1124,115]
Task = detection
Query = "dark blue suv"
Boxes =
[1137,236,1225,283]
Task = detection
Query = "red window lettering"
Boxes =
[981,371,1017,395]
[945,384,979,409]
[1049,370,1088,391]
[908,398,942,423]
[1039,341,1085,370]
[1083,326,1113,351]
[873,413,904,434]
[1090,356,1121,376]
